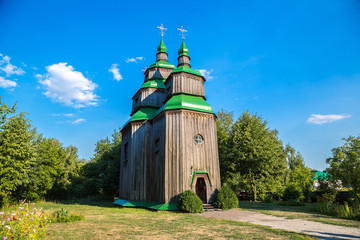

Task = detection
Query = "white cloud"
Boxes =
[307,114,351,125]
[125,57,144,63]
[0,54,25,77]
[109,64,123,81]
[198,69,215,80]
[70,118,86,124]
[0,76,17,88]
[52,113,74,117]
[37,63,99,108]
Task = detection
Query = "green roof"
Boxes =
[178,39,189,56]
[130,107,159,122]
[148,61,175,69]
[114,199,178,211]
[311,170,331,181]
[141,79,166,89]
[157,37,167,53]
[172,65,203,77]
[157,94,214,114]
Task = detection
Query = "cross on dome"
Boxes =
[157,24,167,37]
[141,67,147,72]
[177,26,187,39]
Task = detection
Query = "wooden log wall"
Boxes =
[166,73,205,98]
[164,110,221,203]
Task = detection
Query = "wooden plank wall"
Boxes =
[131,89,165,114]
[166,73,205,98]
[164,110,221,203]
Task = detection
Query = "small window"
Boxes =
[155,138,160,153]
[124,142,129,160]
[194,135,203,144]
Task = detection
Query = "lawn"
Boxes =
[35,200,314,239]
[238,201,360,228]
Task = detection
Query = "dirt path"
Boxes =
[198,209,360,240]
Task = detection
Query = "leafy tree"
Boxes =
[216,109,235,185]
[284,144,313,201]
[81,128,121,199]
[0,112,35,203]
[228,111,287,202]
[326,135,360,201]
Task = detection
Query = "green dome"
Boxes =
[157,37,167,53]
[178,40,189,56]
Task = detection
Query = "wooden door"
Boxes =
[195,177,207,204]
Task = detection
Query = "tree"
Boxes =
[284,144,313,201]
[326,135,360,201]
[0,112,35,203]
[228,111,287,201]
[81,128,121,199]
[216,109,235,185]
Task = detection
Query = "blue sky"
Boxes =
[1,0,359,171]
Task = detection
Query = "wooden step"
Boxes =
[203,204,222,212]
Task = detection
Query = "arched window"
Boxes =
[194,134,203,144]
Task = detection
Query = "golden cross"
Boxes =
[141,67,147,72]
[157,24,167,37]
[177,26,187,39]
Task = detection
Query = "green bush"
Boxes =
[216,185,238,210]
[177,190,204,213]
[51,208,84,223]
[283,185,304,202]
[312,201,360,220]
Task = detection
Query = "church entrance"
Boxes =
[195,177,207,203]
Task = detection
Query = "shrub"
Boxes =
[312,201,360,220]
[216,185,238,210]
[51,208,84,223]
[177,190,204,213]
[283,185,304,202]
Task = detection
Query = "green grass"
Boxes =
[35,200,315,239]
[238,201,360,228]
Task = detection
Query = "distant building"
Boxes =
[118,28,221,207]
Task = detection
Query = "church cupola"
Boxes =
[177,26,191,67]
[156,24,169,62]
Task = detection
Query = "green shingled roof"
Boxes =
[178,40,189,56]
[172,65,203,77]
[141,79,166,89]
[148,61,175,69]
[157,94,214,114]
[157,37,167,53]
[130,107,159,122]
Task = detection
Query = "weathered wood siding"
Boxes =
[147,114,166,202]
[146,67,172,81]
[119,126,131,199]
[131,88,165,114]
[164,110,221,203]
[166,73,205,98]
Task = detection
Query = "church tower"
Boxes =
[119,26,221,207]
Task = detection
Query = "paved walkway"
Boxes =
[198,209,360,240]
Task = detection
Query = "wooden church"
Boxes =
[118,26,221,207]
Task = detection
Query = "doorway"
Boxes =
[195,177,207,203]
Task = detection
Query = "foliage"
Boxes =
[80,128,122,200]
[283,184,304,202]
[216,109,235,185]
[227,111,287,202]
[326,135,360,201]
[0,98,83,205]
[312,201,360,220]
[0,112,35,204]
[215,185,238,210]
[317,179,338,203]
[284,144,314,202]
[51,208,84,223]
[0,202,51,239]
[177,190,204,213]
